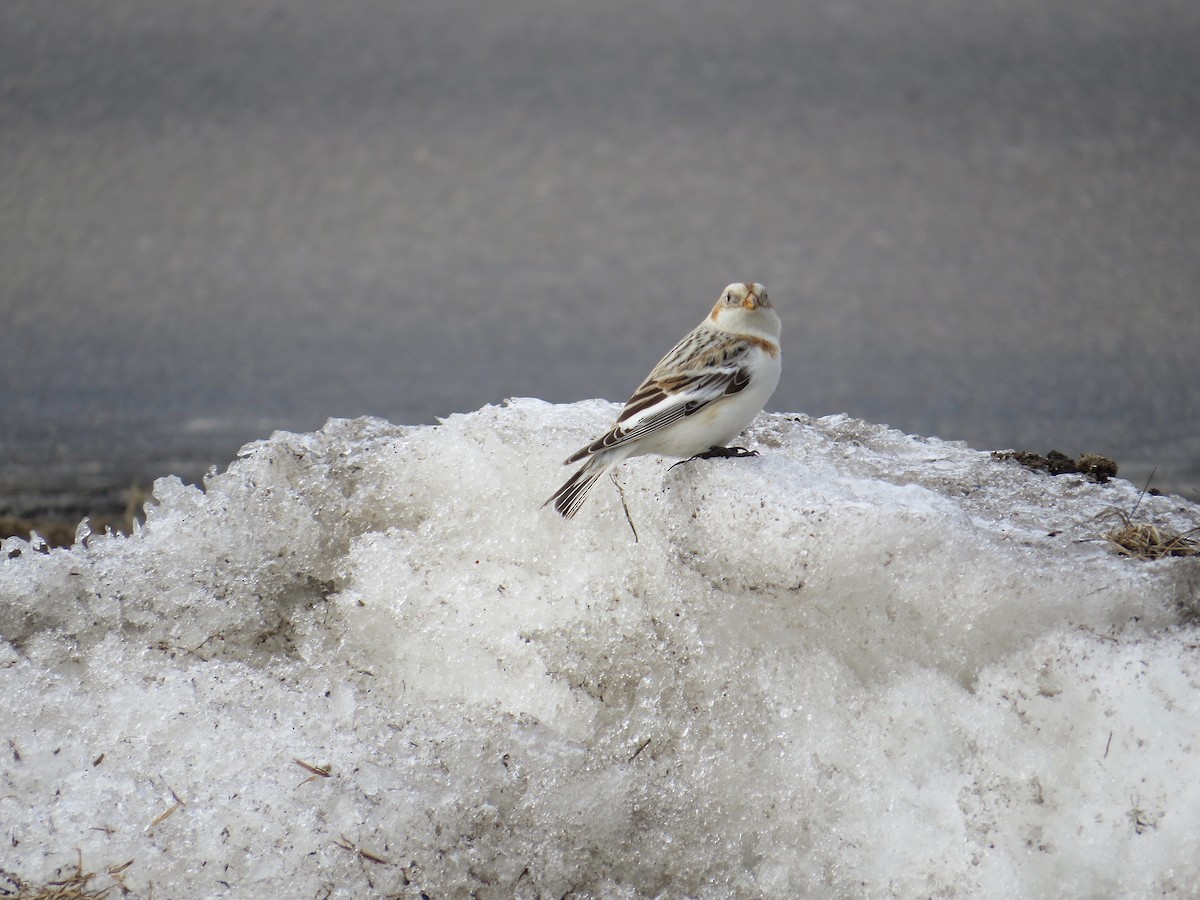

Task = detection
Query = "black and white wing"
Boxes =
[563,336,755,464]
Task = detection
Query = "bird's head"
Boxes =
[714,282,771,312]
[709,282,780,339]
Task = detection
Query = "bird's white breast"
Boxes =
[640,341,781,459]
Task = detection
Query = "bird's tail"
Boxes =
[543,457,609,519]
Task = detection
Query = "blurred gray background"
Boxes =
[2,0,1198,518]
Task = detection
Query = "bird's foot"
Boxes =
[698,445,758,460]
[668,446,759,471]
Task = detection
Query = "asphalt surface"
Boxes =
[2,0,1198,515]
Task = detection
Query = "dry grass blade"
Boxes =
[294,758,333,786]
[102,861,134,897]
[610,471,638,543]
[333,834,392,866]
[1102,510,1200,559]
[146,787,187,831]
[3,851,124,900]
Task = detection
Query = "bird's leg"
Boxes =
[668,446,759,470]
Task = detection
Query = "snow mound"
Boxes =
[3,399,1199,897]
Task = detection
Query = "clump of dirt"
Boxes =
[992,450,1119,483]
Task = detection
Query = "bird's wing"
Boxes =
[564,340,754,463]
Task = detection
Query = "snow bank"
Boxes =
[2,399,1199,897]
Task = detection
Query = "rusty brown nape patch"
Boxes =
[737,334,779,357]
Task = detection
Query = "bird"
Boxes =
[545,281,781,518]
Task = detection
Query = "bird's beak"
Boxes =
[742,285,760,310]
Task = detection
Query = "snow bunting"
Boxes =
[545,282,781,518]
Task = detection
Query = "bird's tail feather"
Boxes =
[543,459,608,519]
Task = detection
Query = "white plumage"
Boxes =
[545,282,782,518]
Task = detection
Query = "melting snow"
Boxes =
[2,399,1199,897]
